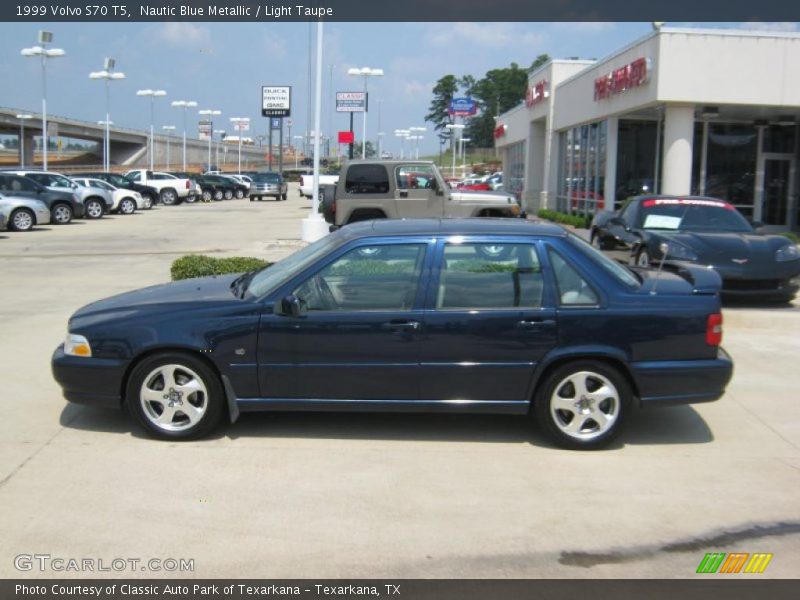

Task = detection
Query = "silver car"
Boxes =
[0,192,51,231]
[6,170,113,220]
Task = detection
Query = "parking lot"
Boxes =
[1,185,799,578]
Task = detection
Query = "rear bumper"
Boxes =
[51,345,127,409]
[631,347,733,407]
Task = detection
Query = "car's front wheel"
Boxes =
[235,189,245,199]
[141,194,155,210]
[126,352,224,440]
[160,189,178,206]
[224,190,233,200]
[534,360,630,450]
[84,199,104,219]
[214,190,224,201]
[202,190,213,202]
[51,203,73,225]
[119,198,136,215]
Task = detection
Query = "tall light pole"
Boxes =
[461,137,472,177]
[162,125,176,169]
[16,114,33,168]
[394,129,409,159]
[347,66,383,159]
[446,123,464,177]
[229,117,250,174]
[214,129,225,169]
[328,62,336,158]
[293,135,303,168]
[198,109,221,171]
[21,31,65,171]
[136,89,167,171]
[377,99,383,158]
[171,100,197,171]
[409,126,427,160]
[89,59,125,172]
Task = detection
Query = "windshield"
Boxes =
[246,234,342,297]
[566,232,640,288]
[638,198,752,232]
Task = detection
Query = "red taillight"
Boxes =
[186,181,191,189]
[706,313,723,346]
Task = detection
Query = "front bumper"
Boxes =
[51,345,128,409]
[631,347,734,407]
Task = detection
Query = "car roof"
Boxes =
[339,218,567,239]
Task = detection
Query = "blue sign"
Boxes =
[449,97,477,116]
[270,118,282,130]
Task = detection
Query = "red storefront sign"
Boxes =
[594,58,651,101]
[493,124,507,139]
[525,79,549,108]
[338,131,354,144]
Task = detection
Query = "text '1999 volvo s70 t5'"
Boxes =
[52,219,733,449]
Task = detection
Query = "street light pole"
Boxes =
[229,117,250,174]
[137,89,167,171]
[16,114,33,168]
[293,135,303,169]
[214,129,225,170]
[171,100,197,171]
[199,109,221,171]
[90,58,126,171]
[347,66,384,159]
[446,123,464,178]
[22,31,65,171]
[162,125,176,169]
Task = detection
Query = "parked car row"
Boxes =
[0,168,286,233]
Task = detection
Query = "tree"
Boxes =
[461,62,534,148]
[529,53,550,74]
[353,141,376,158]
[425,75,459,139]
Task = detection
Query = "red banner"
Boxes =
[338,131,354,144]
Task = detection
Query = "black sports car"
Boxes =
[590,195,800,301]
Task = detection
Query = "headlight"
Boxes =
[64,334,92,357]
[775,244,800,262]
[665,243,698,261]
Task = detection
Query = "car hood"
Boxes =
[657,230,788,264]
[450,190,517,204]
[71,274,241,323]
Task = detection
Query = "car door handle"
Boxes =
[382,320,420,331]
[516,319,556,329]
[399,190,408,198]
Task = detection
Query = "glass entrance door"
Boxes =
[762,157,794,227]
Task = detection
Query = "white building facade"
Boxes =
[495,27,800,230]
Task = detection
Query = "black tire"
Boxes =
[126,351,225,441]
[590,229,612,251]
[249,196,255,202]
[634,247,651,268]
[84,198,104,220]
[119,198,136,215]
[476,244,514,260]
[235,189,245,199]
[185,194,198,204]
[160,188,178,206]
[214,190,224,201]
[534,360,631,450]
[282,193,288,201]
[51,203,73,225]
[224,190,233,200]
[9,208,35,231]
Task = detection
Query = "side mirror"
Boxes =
[281,295,302,318]
[609,216,630,230]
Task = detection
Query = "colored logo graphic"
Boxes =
[696,552,773,574]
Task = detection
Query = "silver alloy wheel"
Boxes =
[550,370,620,442]
[12,209,34,231]
[120,199,135,214]
[142,195,153,210]
[86,200,104,219]
[52,205,72,224]
[214,190,224,201]
[235,189,244,199]
[139,364,208,432]
[203,190,212,202]
[224,190,233,200]
[161,190,177,205]
[637,250,650,267]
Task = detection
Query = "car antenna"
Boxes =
[650,242,670,295]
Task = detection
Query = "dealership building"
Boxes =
[494,27,800,230]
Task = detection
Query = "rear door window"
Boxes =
[548,249,599,306]
[344,164,390,195]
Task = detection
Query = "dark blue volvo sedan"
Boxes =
[52,219,733,449]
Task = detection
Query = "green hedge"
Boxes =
[537,209,593,229]
[171,255,271,281]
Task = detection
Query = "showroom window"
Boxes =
[557,121,606,215]
[615,120,659,207]
[504,141,525,201]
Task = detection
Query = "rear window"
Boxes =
[566,232,640,288]
[345,164,390,195]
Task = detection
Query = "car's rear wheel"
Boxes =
[51,203,73,225]
[85,199,104,219]
[282,193,288,201]
[141,194,154,210]
[126,352,224,440]
[202,190,213,202]
[160,189,178,206]
[590,229,611,250]
[534,360,630,450]
[214,190,224,201]
[235,189,245,199]
[119,198,136,215]
[224,190,233,200]
[9,208,35,231]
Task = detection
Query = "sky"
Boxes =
[1,20,798,155]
